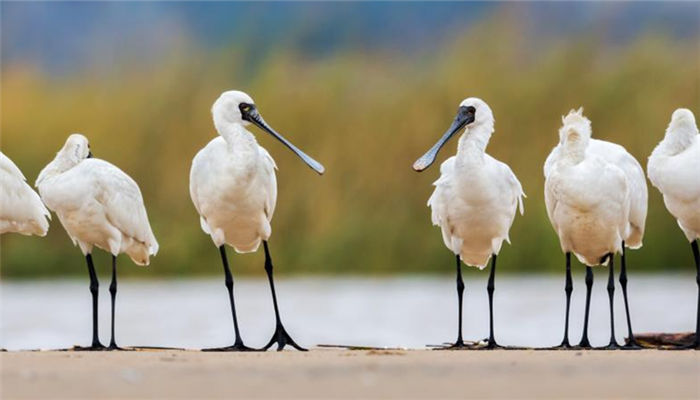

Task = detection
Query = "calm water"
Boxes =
[0,275,695,350]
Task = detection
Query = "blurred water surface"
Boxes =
[0,275,695,351]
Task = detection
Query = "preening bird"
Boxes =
[0,151,50,236]
[544,109,644,349]
[647,108,700,349]
[36,134,158,350]
[413,97,524,349]
[190,90,324,351]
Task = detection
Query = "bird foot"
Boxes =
[620,339,644,350]
[202,341,258,352]
[575,338,593,350]
[72,342,108,351]
[473,340,503,350]
[105,342,131,351]
[263,324,307,351]
[548,340,574,350]
[597,341,622,350]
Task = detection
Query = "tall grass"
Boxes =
[1,16,698,277]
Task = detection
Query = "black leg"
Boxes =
[76,254,105,351]
[603,253,620,349]
[619,242,641,349]
[481,255,502,349]
[692,240,700,349]
[553,253,573,349]
[108,255,121,350]
[262,241,306,351]
[203,246,253,352]
[440,255,468,349]
[578,266,594,348]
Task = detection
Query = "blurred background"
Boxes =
[2,2,699,278]
[2,2,699,351]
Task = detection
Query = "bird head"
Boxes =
[412,97,493,172]
[61,133,92,163]
[559,107,592,144]
[211,90,324,175]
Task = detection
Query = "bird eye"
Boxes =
[240,103,251,113]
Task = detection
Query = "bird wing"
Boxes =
[589,139,647,242]
[428,156,456,225]
[649,138,700,202]
[87,160,159,254]
[0,151,27,181]
[544,172,559,234]
[497,158,526,216]
[259,145,278,221]
[189,146,207,218]
[543,145,560,179]
[0,152,50,235]
[427,157,459,252]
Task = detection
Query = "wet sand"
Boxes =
[2,349,699,399]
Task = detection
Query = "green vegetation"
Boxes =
[2,16,699,277]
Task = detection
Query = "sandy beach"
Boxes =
[2,348,698,399]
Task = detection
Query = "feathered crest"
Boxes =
[559,107,591,141]
[668,108,698,133]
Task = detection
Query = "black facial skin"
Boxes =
[87,144,93,159]
[238,102,325,175]
[412,105,476,172]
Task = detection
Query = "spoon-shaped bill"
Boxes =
[242,105,325,175]
[413,106,474,172]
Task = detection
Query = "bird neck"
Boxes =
[457,123,492,160]
[35,152,81,187]
[217,123,258,151]
[561,130,588,164]
[655,121,698,156]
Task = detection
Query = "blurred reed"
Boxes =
[1,14,698,277]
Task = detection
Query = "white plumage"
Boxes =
[190,91,279,252]
[545,109,648,252]
[413,97,523,349]
[36,134,158,265]
[0,151,50,236]
[424,98,524,268]
[544,109,632,266]
[189,90,322,351]
[647,108,700,242]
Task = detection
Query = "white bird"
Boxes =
[647,108,700,349]
[0,151,50,236]
[544,109,638,349]
[190,90,323,351]
[413,97,524,349]
[36,134,158,350]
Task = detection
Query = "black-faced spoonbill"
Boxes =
[545,109,641,350]
[36,134,159,350]
[647,108,700,349]
[545,108,648,349]
[413,98,525,349]
[189,90,324,351]
[0,151,50,236]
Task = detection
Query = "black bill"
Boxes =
[240,103,325,175]
[412,106,475,172]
